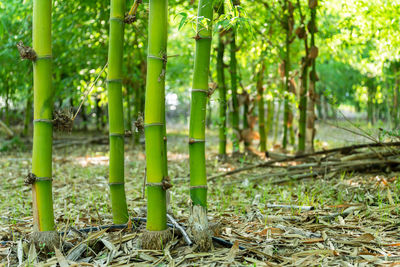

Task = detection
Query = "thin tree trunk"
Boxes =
[31,0,55,234]
[367,81,376,124]
[126,85,133,133]
[230,31,240,152]
[266,97,274,144]
[216,5,227,155]
[142,0,170,250]
[257,61,266,152]
[297,1,309,153]
[306,0,318,153]
[107,0,129,224]
[23,94,33,136]
[282,0,292,150]
[274,100,282,144]
[5,86,9,126]
[189,0,214,251]
[393,75,399,128]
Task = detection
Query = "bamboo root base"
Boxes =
[188,205,213,251]
[30,231,60,251]
[141,229,172,250]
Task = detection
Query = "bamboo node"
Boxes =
[33,119,53,124]
[190,185,207,189]
[25,173,52,185]
[108,182,124,186]
[146,182,163,187]
[148,54,167,63]
[35,55,52,61]
[109,17,124,23]
[110,133,124,138]
[191,89,208,94]
[189,138,206,144]
[163,136,167,141]
[192,33,212,41]
[106,79,123,84]
[17,41,37,61]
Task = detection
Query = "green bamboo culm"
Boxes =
[31,0,55,234]
[107,0,129,224]
[216,2,227,156]
[257,61,266,152]
[142,0,171,250]
[188,0,214,251]
[189,0,213,209]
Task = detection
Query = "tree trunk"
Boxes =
[230,31,240,152]
[189,0,213,251]
[31,0,55,234]
[107,0,129,224]
[306,0,318,153]
[257,61,266,152]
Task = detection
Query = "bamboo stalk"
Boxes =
[143,0,170,249]
[257,61,266,152]
[107,0,128,224]
[31,0,55,233]
[216,3,227,156]
[189,0,214,251]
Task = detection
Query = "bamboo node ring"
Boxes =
[110,133,125,138]
[190,185,208,189]
[191,89,208,93]
[189,138,206,144]
[25,173,52,185]
[108,182,125,186]
[33,119,53,124]
[106,79,123,84]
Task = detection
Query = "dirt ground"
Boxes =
[1,122,400,266]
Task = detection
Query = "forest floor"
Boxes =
[1,120,400,266]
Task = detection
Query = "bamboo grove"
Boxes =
[8,0,400,252]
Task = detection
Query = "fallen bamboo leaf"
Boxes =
[355,233,375,242]
[54,247,69,267]
[226,240,239,262]
[301,238,325,244]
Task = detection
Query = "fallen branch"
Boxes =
[167,214,192,246]
[209,142,400,181]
